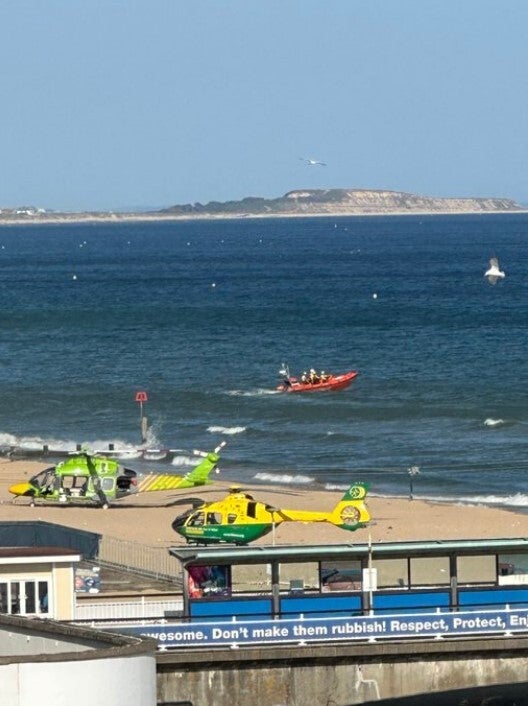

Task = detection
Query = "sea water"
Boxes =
[0,213,527,507]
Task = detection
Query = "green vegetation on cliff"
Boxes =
[159,188,522,216]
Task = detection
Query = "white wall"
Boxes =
[1,654,156,706]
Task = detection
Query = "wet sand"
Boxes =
[0,459,526,550]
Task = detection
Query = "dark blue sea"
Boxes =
[1,213,527,508]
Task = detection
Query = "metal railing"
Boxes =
[97,535,181,583]
[75,596,183,621]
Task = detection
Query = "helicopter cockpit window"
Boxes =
[189,512,205,527]
[61,475,89,497]
[32,468,55,490]
[206,512,222,525]
[246,502,257,519]
[62,476,88,491]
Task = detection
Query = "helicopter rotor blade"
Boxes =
[85,453,110,508]
[264,504,279,513]
[167,497,205,508]
[192,440,227,458]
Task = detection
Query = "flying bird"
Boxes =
[484,257,505,285]
[299,157,326,166]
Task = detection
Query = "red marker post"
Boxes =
[135,391,148,443]
[135,391,148,418]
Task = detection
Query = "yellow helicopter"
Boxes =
[171,482,370,545]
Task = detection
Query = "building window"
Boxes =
[0,583,7,613]
[281,562,319,591]
[320,561,362,592]
[39,581,49,613]
[231,564,270,593]
[410,557,450,586]
[498,552,528,585]
[372,558,409,588]
[0,580,50,615]
[457,555,496,584]
[187,566,230,598]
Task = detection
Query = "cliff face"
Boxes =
[161,189,522,216]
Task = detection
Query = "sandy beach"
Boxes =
[0,208,526,228]
[1,458,526,551]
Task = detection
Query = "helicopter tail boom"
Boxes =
[274,483,370,530]
[136,445,224,492]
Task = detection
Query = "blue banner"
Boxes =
[115,607,528,649]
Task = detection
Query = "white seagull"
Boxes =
[484,257,505,285]
[299,157,326,166]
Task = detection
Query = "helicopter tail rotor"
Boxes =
[330,482,370,530]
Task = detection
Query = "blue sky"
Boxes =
[1,0,527,211]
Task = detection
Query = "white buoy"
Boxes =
[211,282,216,288]
[72,275,77,280]
[372,293,378,299]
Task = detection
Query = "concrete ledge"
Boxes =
[0,613,157,664]
[156,634,528,667]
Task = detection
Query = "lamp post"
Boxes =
[408,465,420,500]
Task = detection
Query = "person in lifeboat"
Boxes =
[309,368,320,384]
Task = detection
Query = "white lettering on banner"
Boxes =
[253,625,290,638]
[117,607,528,649]
[213,627,250,640]
[390,619,449,633]
[452,616,505,630]
[142,629,206,642]
[509,614,528,627]
[331,620,387,635]
[292,624,327,637]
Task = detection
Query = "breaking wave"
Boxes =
[375,491,528,510]
[254,472,315,485]
[483,418,505,427]
[171,454,201,467]
[0,432,140,455]
[207,425,246,435]
[226,389,281,397]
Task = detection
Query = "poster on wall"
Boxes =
[74,566,101,593]
[187,565,231,598]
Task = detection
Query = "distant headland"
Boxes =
[0,188,524,225]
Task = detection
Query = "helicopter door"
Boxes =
[246,502,257,519]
